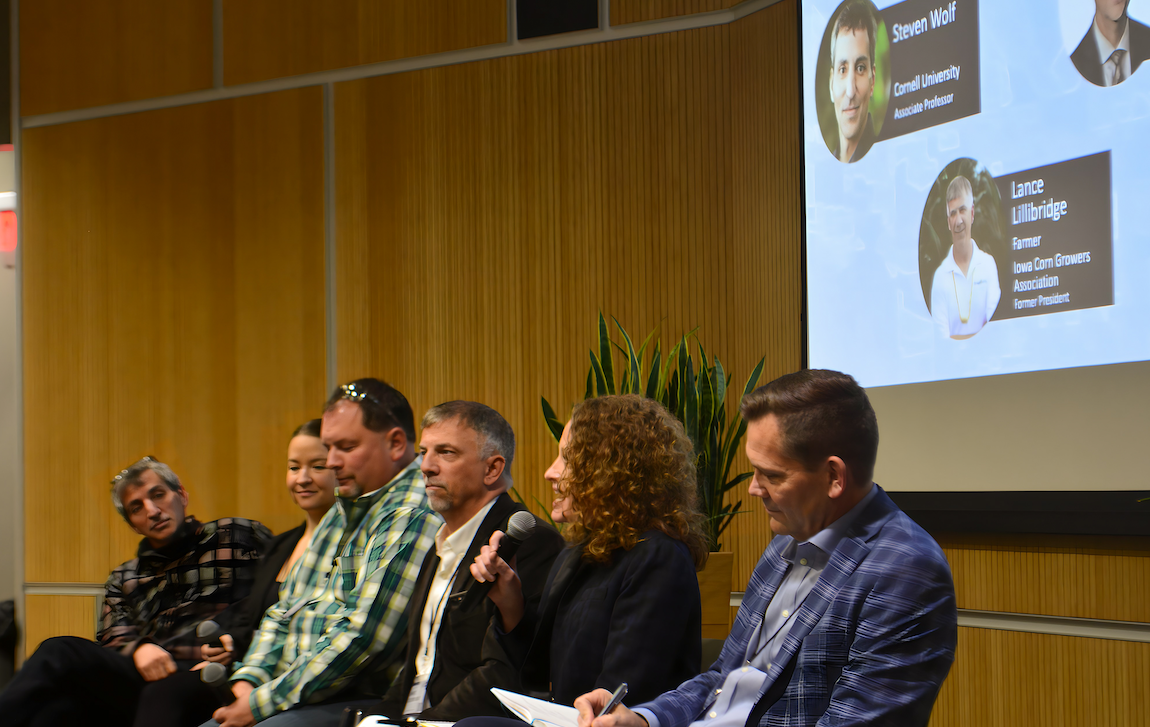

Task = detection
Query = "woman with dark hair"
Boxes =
[134,420,338,727]
[197,419,340,662]
[467,394,708,708]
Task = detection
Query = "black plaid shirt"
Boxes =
[98,516,271,665]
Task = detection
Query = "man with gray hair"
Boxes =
[368,400,564,720]
[930,174,1001,339]
[0,456,270,727]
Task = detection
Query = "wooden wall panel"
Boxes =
[232,88,330,535]
[20,0,214,117]
[22,87,326,585]
[335,2,803,594]
[726,0,802,588]
[611,0,742,26]
[223,0,507,86]
[23,595,97,658]
[334,21,800,592]
[930,627,1150,726]
[939,533,1150,622]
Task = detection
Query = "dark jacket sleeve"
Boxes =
[420,523,566,719]
[215,524,305,659]
[587,536,701,704]
[512,532,702,705]
[497,544,577,696]
[99,562,145,656]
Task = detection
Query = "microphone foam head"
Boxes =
[201,661,228,687]
[197,620,220,639]
[506,511,536,540]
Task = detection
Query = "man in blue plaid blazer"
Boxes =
[576,369,957,727]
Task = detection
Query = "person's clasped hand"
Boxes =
[192,633,236,670]
[132,643,176,682]
[213,680,256,727]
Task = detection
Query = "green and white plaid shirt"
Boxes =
[233,457,439,720]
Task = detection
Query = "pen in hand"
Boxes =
[597,683,628,718]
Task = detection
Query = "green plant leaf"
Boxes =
[673,337,688,418]
[697,356,715,455]
[636,326,658,373]
[645,343,662,399]
[713,500,746,548]
[613,316,642,396]
[598,312,616,395]
[589,350,609,397]
[725,471,752,490]
[683,345,698,449]
[541,397,565,443]
[660,339,681,405]
[584,367,594,400]
[742,356,766,398]
[711,357,726,414]
[721,414,748,484]
[667,368,680,415]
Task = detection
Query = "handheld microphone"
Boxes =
[458,511,536,611]
[200,662,236,705]
[197,620,223,648]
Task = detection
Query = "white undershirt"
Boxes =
[404,499,496,715]
[930,238,1001,338]
[1092,15,1132,87]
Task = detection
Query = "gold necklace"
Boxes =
[951,271,972,324]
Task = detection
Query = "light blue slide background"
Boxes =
[803,0,1150,388]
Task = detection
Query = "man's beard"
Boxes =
[339,481,364,499]
[426,482,453,513]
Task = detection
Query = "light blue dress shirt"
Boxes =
[635,485,878,727]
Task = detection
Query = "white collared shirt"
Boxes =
[1093,15,1132,86]
[930,238,1001,338]
[404,498,497,714]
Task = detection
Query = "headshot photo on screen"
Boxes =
[815,0,890,164]
[1069,0,1150,86]
[918,159,1009,340]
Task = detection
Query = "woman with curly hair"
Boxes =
[467,394,709,707]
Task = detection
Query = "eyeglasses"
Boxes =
[111,455,157,486]
[339,383,380,406]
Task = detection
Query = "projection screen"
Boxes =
[800,0,1150,492]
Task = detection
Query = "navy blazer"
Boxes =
[502,529,702,706]
[639,487,957,727]
[1071,16,1150,86]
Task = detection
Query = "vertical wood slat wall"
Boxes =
[611,0,744,26]
[18,0,757,117]
[21,87,328,593]
[22,596,98,654]
[16,1,1150,723]
[932,628,1150,727]
[19,0,215,116]
[939,533,1150,621]
[332,9,799,581]
[222,0,508,86]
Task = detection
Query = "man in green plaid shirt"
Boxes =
[209,379,440,726]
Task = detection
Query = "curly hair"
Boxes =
[561,395,709,569]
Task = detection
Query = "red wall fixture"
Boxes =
[0,211,16,253]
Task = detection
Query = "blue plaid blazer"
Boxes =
[640,486,957,727]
